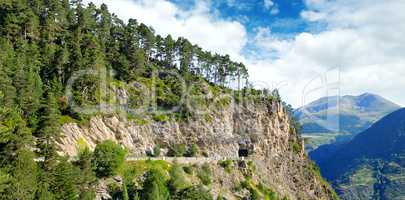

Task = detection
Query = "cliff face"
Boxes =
[57,100,336,200]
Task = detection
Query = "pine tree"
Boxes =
[0,107,32,163]
[35,181,55,200]
[177,37,194,81]
[0,39,17,107]
[74,147,96,199]
[142,169,170,200]
[0,168,11,199]
[51,158,79,200]
[155,34,164,61]
[124,19,147,79]
[96,3,112,50]
[9,149,38,200]
[164,34,175,67]
[14,42,43,127]
[0,68,16,107]
[137,23,155,60]
[92,140,127,177]
[2,0,27,41]
[36,92,61,168]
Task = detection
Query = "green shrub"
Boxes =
[176,185,213,200]
[290,141,301,154]
[141,169,170,200]
[168,164,190,192]
[59,115,76,124]
[186,144,199,157]
[168,144,186,157]
[92,140,127,177]
[197,164,212,186]
[122,182,129,200]
[152,113,169,122]
[108,182,126,200]
[241,180,261,200]
[130,114,149,126]
[0,169,10,194]
[241,180,283,200]
[153,145,161,157]
[258,182,278,200]
[247,161,256,172]
[214,95,231,108]
[219,160,233,173]
[203,114,213,123]
[216,194,224,200]
[183,166,194,175]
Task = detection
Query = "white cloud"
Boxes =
[254,27,292,55]
[225,0,252,11]
[84,0,247,60]
[263,0,274,9]
[263,0,279,15]
[248,0,405,107]
[301,11,326,21]
[270,6,279,15]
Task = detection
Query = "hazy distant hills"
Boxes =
[314,108,405,200]
[295,93,400,151]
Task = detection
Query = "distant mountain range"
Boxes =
[295,93,400,151]
[312,108,405,200]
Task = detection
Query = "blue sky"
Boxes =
[170,0,315,57]
[209,0,307,34]
[86,0,405,107]
[172,0,327,36]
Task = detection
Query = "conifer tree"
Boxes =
[0,169,11,199]
[74,147,96,199]
[0,107,32,163]
[35,181,55,200]
[0,68,16,107]
[177,37,194,81]
[37,92,61,168]
[137,23,155,60]
[51,158,79,200]
[164,34,175,67]
[142,169,170,200]
[8,149,38,200]
[97,3,111,50]
[14,41,43,127]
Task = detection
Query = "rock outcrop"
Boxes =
[57,100,336,200]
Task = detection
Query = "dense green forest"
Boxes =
[0,0,280,199]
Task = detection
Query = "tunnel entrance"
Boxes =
[238,149,249,157]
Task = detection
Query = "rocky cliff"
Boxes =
[57,100,337,200]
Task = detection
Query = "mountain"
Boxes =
[316,108,405,199]
[295,93,400,151]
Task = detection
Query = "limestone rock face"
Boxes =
[57,101,336,200]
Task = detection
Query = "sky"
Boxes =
[84,0,405,108]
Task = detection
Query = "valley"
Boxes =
[313,108,405,200]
